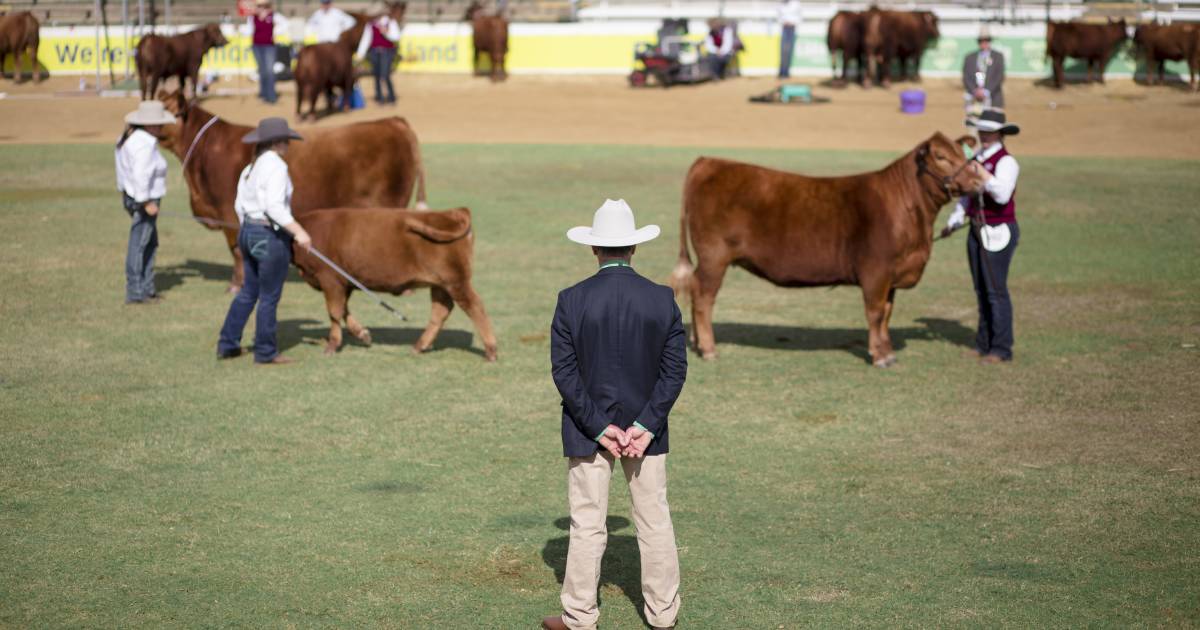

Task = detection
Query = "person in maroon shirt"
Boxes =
[944,109,1022,364]
[356,12,401,104]
[247,0,278,103]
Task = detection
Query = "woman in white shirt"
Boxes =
[115,101,175,305]
[217,118,313,365]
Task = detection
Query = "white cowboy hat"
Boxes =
[978,24,993,40]
[124,100,176,126]
[966,108,1020,135]
[567,199,660,247]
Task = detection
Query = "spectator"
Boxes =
[962,25,1006,114]
[777,0,801,78]
[244,0,287,104]
[356,9,402,104]
[306,0,356,44]
[704,18,736,80]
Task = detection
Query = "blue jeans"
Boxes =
[218,223,291,362]
[779,25,796,78]
[252,44,277,103]
[968,222,1019,360]
[369,47,396,102]
[123,194,158,302]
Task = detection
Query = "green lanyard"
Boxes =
[598,261,631,271]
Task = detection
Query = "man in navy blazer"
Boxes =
[543,199,687,630]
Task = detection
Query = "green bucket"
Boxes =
[780,84,812,103]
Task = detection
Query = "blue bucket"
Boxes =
[338,86,367,110]
[900,89,925,114]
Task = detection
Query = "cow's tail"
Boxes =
[669,161,698,302]
[414,159,429,210]
[406,208,471,243]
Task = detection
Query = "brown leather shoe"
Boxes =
[540,616,569,630]
[979,354,1009,365]
[256,355,295,365]
[962,348,983,359]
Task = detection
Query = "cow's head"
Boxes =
[915,132,986,202]
[920,11,940,40]
[464,0,484,21]
[204,23,229,48]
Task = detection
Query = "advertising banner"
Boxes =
[1,23,1188,78]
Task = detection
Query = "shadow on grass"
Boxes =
[543,516,653,628]
[708,317,973,363]
[156,258,305,294]
[275,318,483,357]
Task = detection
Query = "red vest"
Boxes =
[369,20,396,49]
[252,13,274,46]
[966,146,1016,225]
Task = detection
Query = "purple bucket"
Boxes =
[900,89,925,114]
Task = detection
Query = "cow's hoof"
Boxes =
[357,329,372,346]
[413,344,432,355]
[873,355,897,368]
[484,346,498,362]
[323,343,338,356]
[700,351,718,361]
[227,285,241,295]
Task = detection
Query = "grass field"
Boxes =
[1,142,1198,628]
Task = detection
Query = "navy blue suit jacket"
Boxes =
[551,264,688,458]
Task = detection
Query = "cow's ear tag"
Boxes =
[961,143,975,160]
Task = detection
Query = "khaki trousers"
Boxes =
[561,452,681,630]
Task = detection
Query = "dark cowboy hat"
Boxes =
[966,108,1020,135]
[241,117,303,144]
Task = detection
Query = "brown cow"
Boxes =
[294,3,407,122]
[827,10,865,85]
[670,132,985,367]
[292,207,498,361]
[1045,19,1128,88]
[0,11,41,83]
[1134,22,1199,90]
[158,91,428,291]
[135,23,228,100]
[863,9,939,87]
[465,1,508,82]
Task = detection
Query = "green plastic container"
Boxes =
[780,84,812,103]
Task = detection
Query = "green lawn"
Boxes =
[1,143,1197,628]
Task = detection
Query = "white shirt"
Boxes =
[356,15,402,58]
[704,26,735,56]
[777,0,801,26]
[948,141,1020,228]
[307,6,355,43]
[115,128,168,203]
[235,150,296,227]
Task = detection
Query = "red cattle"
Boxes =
[1045,19,1128,88]
[158,92,428,291]
[294,3,408,121]
[0,11,40,83]
[293,207,498,361]
[670,133,984,367]
[1134,22,1199,90]
[465,1,508,81]
[863,9,939,86]
[135,23,228,100]
[827,10,866,85]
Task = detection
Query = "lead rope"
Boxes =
[181,114,220,171]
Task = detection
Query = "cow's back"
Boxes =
[288,117,422,211]
[684,157,869,285]
[0,12,37,48]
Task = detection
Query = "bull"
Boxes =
[1133,22,1199,90]
[135,23,228,100]
[292,207,498,361]
[465,0,508,82]
[670,133,985,367]
[1045,19,1128,88]
[0,11,41,83]
[827,10,866,85]
[158,91,428,291]
[863,9,939,87]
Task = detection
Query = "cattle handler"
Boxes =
[217,118,313,364]
[115,101,175,305]
[944,109,1021,364]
